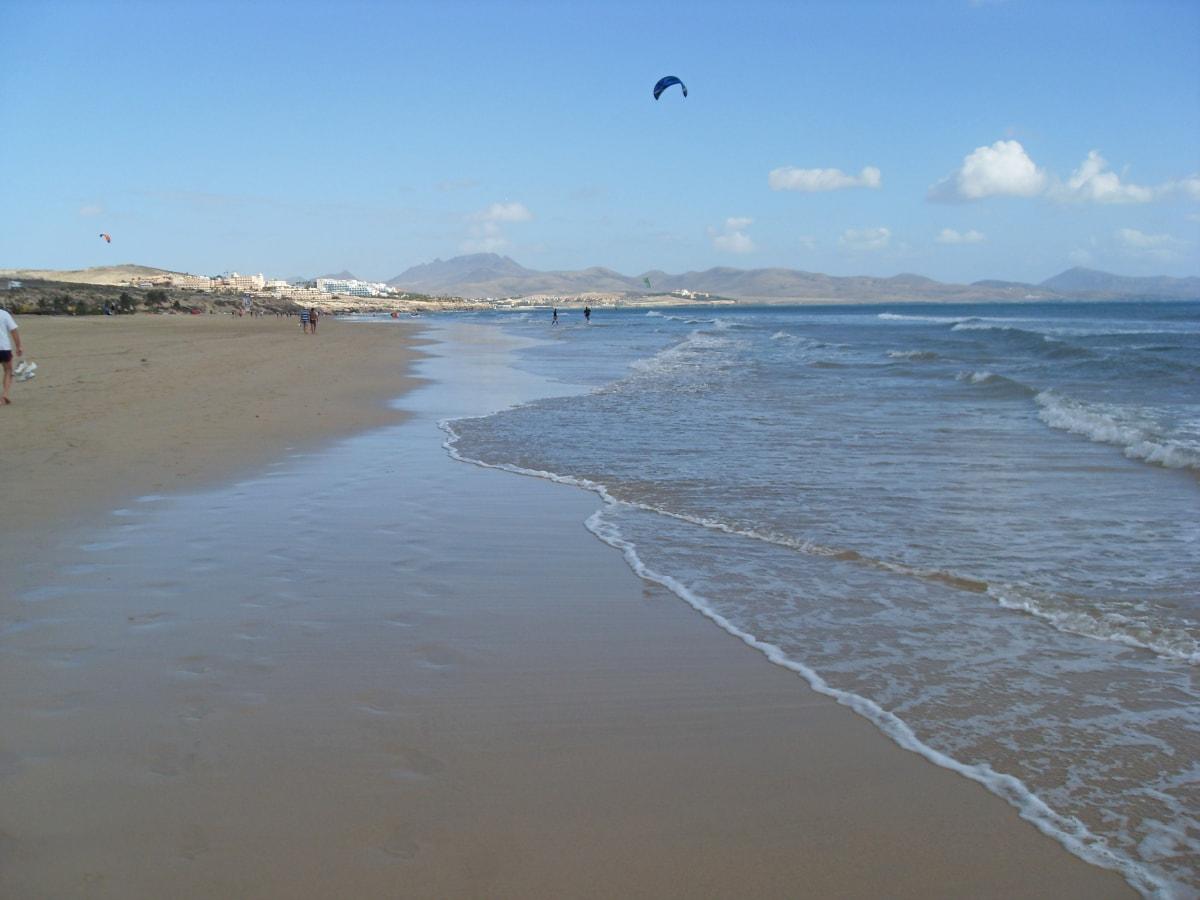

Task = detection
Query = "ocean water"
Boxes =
[443,301,1200,898]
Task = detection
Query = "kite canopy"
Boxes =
[652,76,687,100]
[99,233,111,243]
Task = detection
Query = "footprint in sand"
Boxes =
[375,824,419,860]
[127,611,174,631]
[178,824,211,860]
[148,742,197,778]
[414,643,464,670]
[382,744,445,780]
[178,697,215,724]
[351,689,417,719]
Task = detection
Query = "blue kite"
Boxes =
[652,76,687,100]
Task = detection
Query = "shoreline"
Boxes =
[0,318,1136,897]
[441,423,1155,894]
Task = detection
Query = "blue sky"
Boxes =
[1,0,1197,283]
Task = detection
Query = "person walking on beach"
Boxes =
[299,308,310,334]
[583,305,591,323]
[309,308,319,334]
[0,307,24,406]
[552,307,558,325]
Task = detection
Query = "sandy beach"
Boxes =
[0,316,1135,898]
[0,315,422,540]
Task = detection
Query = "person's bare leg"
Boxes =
[1,359,12,404]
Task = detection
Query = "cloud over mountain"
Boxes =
[936,228,986,244]
[710,217,756,254]
[839,226,891,250]
[462,201,534,253]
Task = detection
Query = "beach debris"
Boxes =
[652,75,687,101]
[14,360,36,382]
[99,233,111,243]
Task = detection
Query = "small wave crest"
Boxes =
[878,313,973,325]
[1035,392,1200,471]
[991,586,1200,665]
[640,310,712,324]
[955,370,1038,398]
[887,349,939,361]
[622,330,744,386]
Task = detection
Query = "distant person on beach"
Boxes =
[0,307,24,406]
[552,307,558,325]
[300,308,310,333]
[584,305,591,323]
[310,309,319,334]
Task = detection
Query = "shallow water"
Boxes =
[445,301,1200,898]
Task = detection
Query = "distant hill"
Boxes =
[314,270,360,281]
[388,254,539,291]
[0,264,182,285]
[382,255,1200,301]
[1038,267,1200,299]
[386,254,1068,302]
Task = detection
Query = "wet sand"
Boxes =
[0,320,1135,898]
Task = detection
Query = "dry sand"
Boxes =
[0,317,1136,898]
[0,314,421,539]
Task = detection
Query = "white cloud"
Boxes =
[935,227,986,244]
[714,231,756,253]
[932,141,1198,207]
[769,165,881,192]
[460,227,508,253]
[709,217,756,254]
[839,226,891,251]
[1116,227,1187,261]
[79,204,103,217]
[797,235,817,250]
[471,201,532,223]
[929,140,1048,202]
[1054,151,1156,203]
[461,201,533,252]
[1176,176,1200,201]
[1068,248,1093,265]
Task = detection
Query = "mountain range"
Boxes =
[4,258,1197,303]
[385,254,1200,302]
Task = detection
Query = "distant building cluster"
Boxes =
[95,268,412,306]
[316,277,392,297]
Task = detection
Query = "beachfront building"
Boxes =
[285,287,325,302]
[216,272,266,292]
[170,274,215,291]
[315,278,389,297]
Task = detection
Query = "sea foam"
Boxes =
[1035,392,1200,471]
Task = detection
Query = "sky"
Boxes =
[1,0,1198,284]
